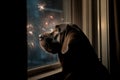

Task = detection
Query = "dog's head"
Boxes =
[39,24,83,54]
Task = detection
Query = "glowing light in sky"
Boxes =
[42,28,45,31]
[49,16,54,19]
[38,3,46,11]
[39,5,45,10]
[28,42,35,48]
[45,22,48,26]
[27,24,34,35]
[28,31,33,35]
[27,24,33,29]
[31,42,34,47]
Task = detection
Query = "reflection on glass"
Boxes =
[27,0,63,69]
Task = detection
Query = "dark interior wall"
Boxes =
[109,0,120,80]
[115,0,120,65]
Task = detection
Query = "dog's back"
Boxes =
[57,24,111,80]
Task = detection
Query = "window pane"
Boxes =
[27,0,63,69]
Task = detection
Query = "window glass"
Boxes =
[27,0,63,69]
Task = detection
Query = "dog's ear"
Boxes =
[55,24,68,33]
[61,24,74,54]
[55,24,74,54]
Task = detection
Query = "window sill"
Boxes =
[28,62,62,80]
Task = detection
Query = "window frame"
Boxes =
[28,62,62,80]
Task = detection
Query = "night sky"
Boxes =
[27,0,63,69]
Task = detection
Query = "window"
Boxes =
[27,0,110,79]
[27,0,63,69]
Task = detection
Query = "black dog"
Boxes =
[39,24,111,80]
